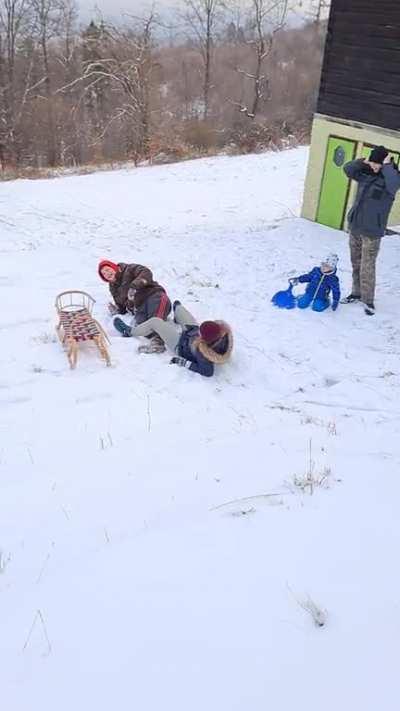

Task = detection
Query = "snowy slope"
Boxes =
[1,148,400,711]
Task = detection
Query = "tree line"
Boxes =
[0,0,328,170]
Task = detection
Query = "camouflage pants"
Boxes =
[349,234,381,305]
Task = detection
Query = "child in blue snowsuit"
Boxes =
[290,253,340,312]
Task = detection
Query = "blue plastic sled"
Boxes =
[271,283,296,309]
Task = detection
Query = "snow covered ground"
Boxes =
[1,148,400,711]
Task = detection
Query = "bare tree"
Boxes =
[224,0,246,44]
[61,13,159,163]
[0,0,324,170]
[0,0,32,157]
[297,0,330,25]
[231,0,288,119]
[80,19,109,146]
[58,0,77,70]
[30,0,63,165]
[182,0,224,120]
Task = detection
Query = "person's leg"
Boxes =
[134,303,148,326]
[131,317,180,352]
[154,293,172,320]
[360,236,381,305]
[296,293,313,309]
[174,303,198,327]
[114,305,147,338]
[136,294,172,351]
[312,299,329,312]
[349,234,362,297]
[113,317,133,337]
[141,292,172,321]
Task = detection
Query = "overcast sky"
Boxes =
[76,0,325,24]
[78,0,178,21]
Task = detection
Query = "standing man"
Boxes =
[342,146,400,315]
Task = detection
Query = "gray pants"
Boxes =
[131,304,198,353]
[350,233,381,305]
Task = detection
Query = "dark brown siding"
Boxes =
[317,0,400,130]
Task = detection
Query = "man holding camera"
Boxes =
[343,146,400,315]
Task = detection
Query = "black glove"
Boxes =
[170,356,190,369]
[289,277,299,286]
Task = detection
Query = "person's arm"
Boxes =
[170,354,214,377]
[125,265,154,302]
[298,268,315,284]
[343,158,367,182]
[381,160,400,197]
[331,277,340,311]
[128,265,153,289]
[109,285,127,314]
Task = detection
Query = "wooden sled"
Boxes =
[55,290,111,369]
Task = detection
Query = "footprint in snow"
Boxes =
[0,317,50,331]
[324,377,340,388]
[0,396,32,406]
[76,393,112,404]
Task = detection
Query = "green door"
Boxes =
[317,137,356,230]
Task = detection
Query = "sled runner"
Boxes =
[55,290,111,369]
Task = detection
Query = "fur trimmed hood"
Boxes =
[193,321,233,364]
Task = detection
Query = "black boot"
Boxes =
[340,293,361,304]
[138,335,166,354]
[173,300,181,323]
[113,317,132,337]
[364,303,375,316]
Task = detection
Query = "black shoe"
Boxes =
[340,293,361,304]
[364,303,375,316]
[173,300,181,323]
[138,335,166,354]
[113,317,132,336]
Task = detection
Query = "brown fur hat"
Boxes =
[193,321,233,365]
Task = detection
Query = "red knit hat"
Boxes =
[98,260,119,281]
[199,320,223,344]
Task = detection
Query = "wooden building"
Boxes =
[302,0,400,231]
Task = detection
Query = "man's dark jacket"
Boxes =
[344,159,400,238]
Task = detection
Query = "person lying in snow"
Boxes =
[290,253,340,312]
[98,260,171,353]
[113,301,233,377]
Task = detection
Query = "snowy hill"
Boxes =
[1,148,400,711]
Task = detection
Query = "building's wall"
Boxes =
[318,0,400,131]
[302,114,400,228]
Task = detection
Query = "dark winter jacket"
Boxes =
[177,322,233,377]
[344,159,400,238]
[109,263,167,314]
[298,267,340,309]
